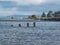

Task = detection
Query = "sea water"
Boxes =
[0,21,60,45]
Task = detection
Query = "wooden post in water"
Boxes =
[11,25,13,27]
[27,23,29,27]
[33,22,36,27]
[19,24,21,27]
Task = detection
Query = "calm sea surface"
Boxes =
[0,21,60,45]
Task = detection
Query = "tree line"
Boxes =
[41,11,53,17]
[28,11,54,19]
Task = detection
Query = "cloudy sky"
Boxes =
[0,0,60,16]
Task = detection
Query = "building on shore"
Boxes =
[53,11,60,17]
[40,11,60,21]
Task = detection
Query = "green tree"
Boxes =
[41,12,46,17]
[28,14,37,19]
[47,11,53,17]
[31,14,37,19]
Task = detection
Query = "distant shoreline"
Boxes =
[0,18,60,21]
[0,17,60,21]
[40,17,60,21]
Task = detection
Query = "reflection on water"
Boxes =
[0,21,60,45]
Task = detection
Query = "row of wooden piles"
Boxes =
[11,22,36,27]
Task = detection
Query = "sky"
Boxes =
[0,0,60,16]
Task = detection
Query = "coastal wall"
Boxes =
[40,17,60,21]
